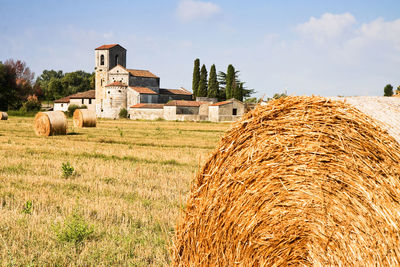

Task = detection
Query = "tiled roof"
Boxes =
[54,96,71,103]
[210,100,234,106]
[129,87,157,95]
[130,103,164,109]
[165,100,206,107]
[159,88,192,96]
[54,90,95,103]
[105,81,128,87]
[128,69,159,78]
[69,90,95,99]
[95,44,120,50]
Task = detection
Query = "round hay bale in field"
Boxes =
[34,111,67,136]
[1,112,8,120]
[172,96,400,266]
[73,109,96,128]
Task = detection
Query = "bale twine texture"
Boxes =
[34,111,67,136]
[73,109,96,128]
[172,96,400,266]
[1,112,8,120]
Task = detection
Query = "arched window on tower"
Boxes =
[115,55,119,65]
[100,55,104,65]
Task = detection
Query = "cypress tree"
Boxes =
[207,64,219,98]
[192,58,200,97]
[233,82,244,101]
[198,64,208,97]
[225,64,235,99]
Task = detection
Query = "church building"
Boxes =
[94,44,192,118]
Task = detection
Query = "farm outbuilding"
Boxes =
[208,98,245,122]
[163,100,209,121]
[54,90,95,112]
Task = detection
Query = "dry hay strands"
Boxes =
[73,109,96,128]
[1,112,8,120]
[34,111,67,136]
[172,96,400,266]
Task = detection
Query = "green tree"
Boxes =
[48,78,65,101]
[225,65,235,99]
[0,62,17,110]
[192,59,200,97]
[384,84,393,96]
[218,68,254,101]
[233,82,244,101]
[207,64,219,98]
[198,64,208,97]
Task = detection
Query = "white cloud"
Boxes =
[177,0,220,22]
[296,13,356,43]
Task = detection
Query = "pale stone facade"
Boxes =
[208,99,245,122]
[54,90,95,112]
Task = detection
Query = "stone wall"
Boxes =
[99,85,127,119]
[163,106,177,120]
[129,108,163,120]
[140,94,159,104]
[129,76,160,88]
[158,94,192,103]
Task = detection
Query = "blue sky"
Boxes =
[1,0,400,97]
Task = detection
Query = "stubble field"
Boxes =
[0,116,229,266]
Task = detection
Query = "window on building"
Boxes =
[101,79,103,86]
[233,108,237,116]
[82,99,84,105]
[61,104,63,107]
[89,99,92,104]
[100,55,104,65]
[115,55,119,65]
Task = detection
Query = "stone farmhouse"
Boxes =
[54,43,247,121]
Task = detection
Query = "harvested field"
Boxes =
[173,96,400,266]
[0,117,228,265]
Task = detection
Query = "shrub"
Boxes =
[67,104,80,117]
[384,84,394,97]
[54,209,94,246]
[21,95,41,112]
[61,162,75,178]
[119,108,128,118]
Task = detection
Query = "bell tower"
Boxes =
[94,44,127,117]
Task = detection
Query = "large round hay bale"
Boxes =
[34,111,67,136]
[1,112,8,120]
[73,109,96,128]
[172,96,400,266]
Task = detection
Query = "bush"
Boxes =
[54,209,94,246]
[119,108,128,118]
[384,84,394,97]
[21,95,41,112]
[67,104,80,117]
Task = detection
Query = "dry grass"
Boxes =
[173,96,400,266]
[0,117,229,266]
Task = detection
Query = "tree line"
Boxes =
[0,59,94,111]
[191,59,254,102]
